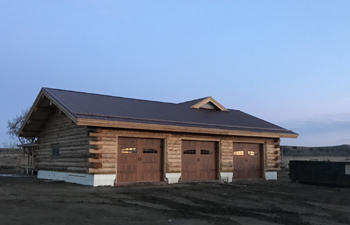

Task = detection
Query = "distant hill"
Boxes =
[281,145,350,157]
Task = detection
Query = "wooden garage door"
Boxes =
[182,140,217,181]
[233,143,262,179]
[118,137,163,182]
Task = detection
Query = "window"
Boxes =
[52,144,59,159]
[233,151,244,156]
[200,102,219,110]
[248,151,258,156]
[201,150,213,155]
[183,150,196,154]
[121,148,137,153]
[143,148,158,154]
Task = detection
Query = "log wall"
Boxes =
[265,138,281,171]
[166,137,182,173]
[88,128,281,175]
[36,112,281,176]
[221,140,233,172]
[37,112,94,173]
[88,129,117,174]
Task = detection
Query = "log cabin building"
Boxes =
[19,88,298,186]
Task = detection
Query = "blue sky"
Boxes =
[1,1,350,147]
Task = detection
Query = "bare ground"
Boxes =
[0,171,349,225]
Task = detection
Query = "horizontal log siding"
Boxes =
[88,129,117,174]
[265,139,281,171]
[221,140,233,172]
[37,112,93,173]
[89,129,281,175]
[166,137,181,173]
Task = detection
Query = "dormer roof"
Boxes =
[190,96,228,111]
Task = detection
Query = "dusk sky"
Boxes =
[1,1,350,147]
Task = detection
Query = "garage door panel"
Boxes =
[200,171,216,180]
[140,138,161,146]
[183,140,196,148]
[119,174,137,182]
[182,140,217,181]
[200,162,215,171]
[118,138,163,183]
[119,137,137,145]
[183,162,196,170]
[234,171,245,179]
[119,164,137,172]
[183,171,197,180]
[142,171,161,181]
[233,143,262,179]
[247,171,260,179]
[120,155,138,164]
[142,155,159,163]
[119,164,138,182]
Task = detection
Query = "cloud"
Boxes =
[279,113,350,146]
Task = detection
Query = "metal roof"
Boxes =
[40,88,297,136]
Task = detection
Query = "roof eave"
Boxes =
[41,88,78,123]
[76,118,298,139]
[18,89,45,137]
[18,88,78,137]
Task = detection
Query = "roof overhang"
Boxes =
[18,89,77,137]
[77,118,299,139]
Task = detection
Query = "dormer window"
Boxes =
[200,102,219,110]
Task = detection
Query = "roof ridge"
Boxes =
[177,96,209,104]
[42,87,179,105]
[75,112,293,132]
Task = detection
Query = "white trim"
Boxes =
[37,170,115,186]
[220,172,233,183]
[166,173,181,184]
[265,171,277,180]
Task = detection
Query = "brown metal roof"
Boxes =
[39,88,297,136]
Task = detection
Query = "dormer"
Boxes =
[190,96,228,111]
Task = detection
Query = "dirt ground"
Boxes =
[0,170,350,225]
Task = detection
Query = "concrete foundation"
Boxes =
[166,173,181,184]
[220,172,233,182]
[37,170,115,186]
[265,171,277,180]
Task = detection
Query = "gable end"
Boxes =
[190,96,228,111]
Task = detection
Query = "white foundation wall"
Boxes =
[37,171,115,186]
[265,171,277,180]
[220,172,233,182]
[166,173,181,184]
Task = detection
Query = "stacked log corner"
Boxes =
[220,140,233,172]
[265,139,281,171]
[37,113,94,173]
[166,137,181,173]
[88,129,117,174]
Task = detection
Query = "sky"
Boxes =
[1,0,350,147]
